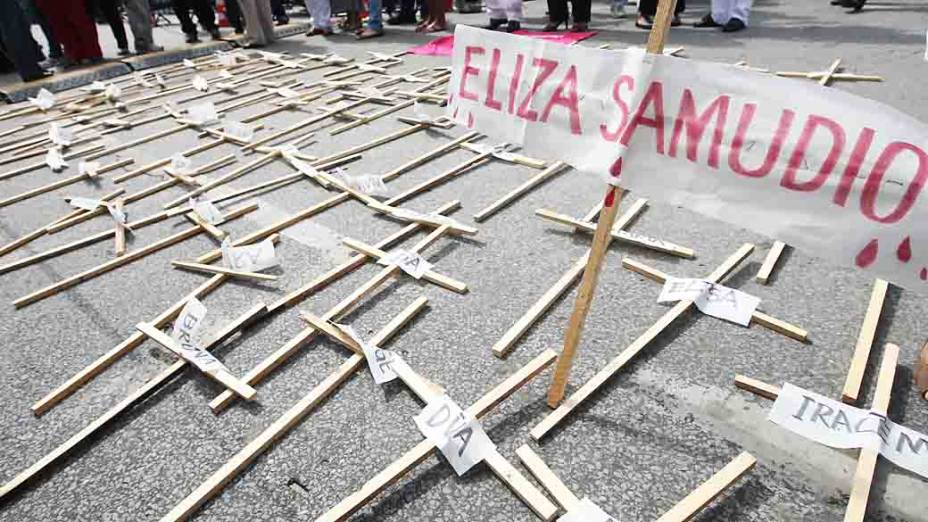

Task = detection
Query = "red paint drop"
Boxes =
[609,157,623,178]
[855,239,879,268]
[921,267,927,280]
[897,236,912,262]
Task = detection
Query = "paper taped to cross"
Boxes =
[769,383,928,479]
[221,237,279,272]
[169,298,226,374]
[657,277,760,326]
[339,324,399,384]
[190,197,224,225]
[379,248,433,279]
[414,394,497,475]
[558,497,618,522]
[448,26,928,291]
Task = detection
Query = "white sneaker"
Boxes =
[610,3,627,17]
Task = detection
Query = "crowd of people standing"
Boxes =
[0,0,871,83]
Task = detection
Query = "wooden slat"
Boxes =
[620,257,808,342]
[733,375,782,401]
[483,450,559,522]
[171,261,277,282]
[755,241,786,284]
[841,279,889,404]
[12,203,258,308]
[185,212,227,241]
[844,343,899,522]
[473,162,569,222]
[113,200,127,257]
[0,158,133,209]
[341,237,468,294]
[158,298,428,522]
[532,244,754,439]
[656,452,756,522]
[516,444,581,511]
[0,303,265,500]
[316,349,558,522]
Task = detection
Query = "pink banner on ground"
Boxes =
[408,30,597,57]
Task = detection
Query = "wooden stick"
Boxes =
[844,343,898,522]
[474,162,569,222]
[482,450,559,521]
[0,303,266,500]
[0,158,134,209]
[113,199,126,256]
[491,199,649,359]
[315,349,559,522]
[0,143,105,182]
[755,241,786,284]
[380,131,480,181]
[47,187,133,233]
[532,244,754,440]
[819,58,843,87]
[620,257,808,342]
[459,142,548,169]
[158,298,429,522]
[733,374,781,400]
[516,444,581,512]
[12,203,258,309]
[267,201,461,314]
[383,150,495,207]
[209,213,461,413]
[341,237,468,293]
[656,452,756,522]
[171,261,277,282]
[536,208,695,258]
[136,322,257,400]
[185,212,227,241]
[841,278,889,404]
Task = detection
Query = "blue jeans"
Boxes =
[367,0,383,30]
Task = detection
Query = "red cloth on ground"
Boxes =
[408,30,597,56]
[34,0,102,61]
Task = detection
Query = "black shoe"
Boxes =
[722,17,746,32]
[693,13,720,27]
[485,18,507,30]
[505,20,521,32]
[209,28,222,40]
[840,0,865,11]
[635,14,653,29]
[670,14,681,26]
[830,0,843,4]
[118,47,131,56]
[387,14,416,24]
[185,32,200,43]
[23,70,53,82]
[275,16,289,25]
[234,26,244,34]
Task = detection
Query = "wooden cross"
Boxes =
[159,297,446,521]
[545,0,681,407]
[530,243,805,441]
[776,59,883,87]
[340,237,468,294]
[0,302,267,500]
[316,349,561,522]
[516,444,756,521]
[734,342,899,521]
[842,278,890,404]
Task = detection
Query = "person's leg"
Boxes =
[22,0,63,59]
[226,0,246,32]
[711,0,733,24]
[730,0,751,24]
[505,0,522,25]
[172,0,199,36]
[98,0,130,52]
[485,0,508,28]
[123,0,158,51]
[358,0,383,35]
[305,0,332,31]
[545,0,568,26]
[0,0,47,79]
[191,0,220,34]
[637,0,656,16]
[74,0,103,60]
[571,0,590,25]
[270,0,288,23]
[257,0,277,40]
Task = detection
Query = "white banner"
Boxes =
[558,498,618,522]
[378,249,432,279]
[769,383,928,479]
[448,26,928,292]
[170,298,226,373]
[221,237,279,272]
[339,324,398,384]
[657,277,760,326]
[414,395,496,476]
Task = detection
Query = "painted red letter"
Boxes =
[728,104,795,178]
[540,65,582,135]
[668,90,730,168]
[860,141,928,224]
[619,81,666,155]
[781,115,846,192]
[459,46,485,101]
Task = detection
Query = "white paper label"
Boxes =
[183,58,196,68]
[221,237,279,272]
[68,196,105,211]
[339,324,398,384]
[324,54,350,65]
[769,383,928,479]
[357,63,385,73]
[657,277,759,326]
[274,87,299,99]
[379,249,432,279]
[48,123,74,147]
[170,298,225,373]
[107,203,130,230]
[135,73,153,87]
[104,83,122,101]
[558,498,618,522]
[45,148,67,171]
[170,154,194,175]
[367,51,398,61]
[192,75,209,92]
[186,102,219,125]
[389,207,462,229]
[223,121,254,142]
[414,395,496,476]
[29,88,55,110]
[78,161,99,177]
[219,69,234,79]
[217,53,237,67]
[154,73,166,88]
[338,173,388,196]
[189,197,224,225]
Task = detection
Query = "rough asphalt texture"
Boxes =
[2,0,928,521]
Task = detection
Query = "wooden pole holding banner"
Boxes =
[546,0,679,408]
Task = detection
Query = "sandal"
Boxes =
[357,28,385,39]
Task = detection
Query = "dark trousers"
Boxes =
[35,0,102,61]
[171,0,217,34]
[386,0,426,18]
[18,0,63,59]
[270,0,287,20]
[637,0,685,16]
[547,0,589,23]
[0,0,45,79]
[226,0,245,30]
[95,0,129,49]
